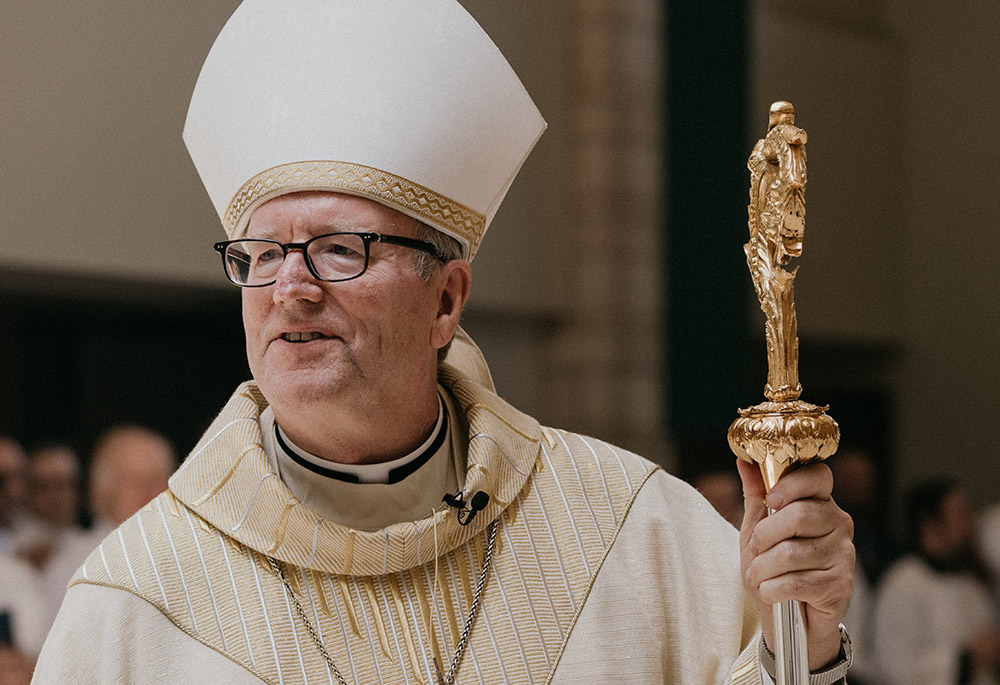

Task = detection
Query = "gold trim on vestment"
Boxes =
[387,575,425,683]
[223,160,486,257]
[409,570,443,675]
[470,535,484,583]
[435,567,461,654]
[467,463,490,482]
[361,578,392,658]
[238,390,261,404]
[729,658,757,683]
[343,530,356,575]
[309,569,332,618]
[452,550,473,645]
[192,444,260,507]
[164,490,182,518]
[286,565,303,597]
[268,497,299,553]
[336,576,361,638]
[226,536,246,557]
[465,402,539,442]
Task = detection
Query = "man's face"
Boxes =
[241,191,448,419]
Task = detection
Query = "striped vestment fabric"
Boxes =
[53,370,760,683]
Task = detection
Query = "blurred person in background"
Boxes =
[0,439,45,684]
[87,425,176,533]
[0,438,29,556]
[0,553,47,673]
[829,445,901,684]
[0,644,34,685]
[975,502,1000,601]
[19,444,85,566]
[19,444,92,634]
[831,446,901,586]
[692,469,744,528]
[874,478,1000,684]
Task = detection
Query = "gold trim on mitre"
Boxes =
[224,160,486,258]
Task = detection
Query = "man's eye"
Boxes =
[323,242,363,258]
[256,248,282,264]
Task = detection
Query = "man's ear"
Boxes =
[430,259,472,351]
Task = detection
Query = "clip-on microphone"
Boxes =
[442,490,490,526]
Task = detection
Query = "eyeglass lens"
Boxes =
[223,234,369,285]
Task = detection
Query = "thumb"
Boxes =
[736,458,767,536]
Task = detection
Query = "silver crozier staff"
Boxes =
[728,101,840,684]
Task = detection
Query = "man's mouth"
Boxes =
[281,331,324,343]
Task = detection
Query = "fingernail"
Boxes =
[766,492,784,510]
[749,539,758,555]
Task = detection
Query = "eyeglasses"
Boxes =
[213,232,442,287]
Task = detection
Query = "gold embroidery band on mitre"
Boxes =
[223,160,486,258]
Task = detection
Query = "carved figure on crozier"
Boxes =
[745,102,808,401]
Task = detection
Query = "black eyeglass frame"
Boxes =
[213,231,443,287]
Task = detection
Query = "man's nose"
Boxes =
[272,249,323,303]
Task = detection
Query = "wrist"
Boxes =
[759,625,852,685]
[807,627,845,671]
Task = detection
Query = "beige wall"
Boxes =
[1,1,240,285]
[752,1,905,344]
[753,0,1000,507]
[885,0,1000,505]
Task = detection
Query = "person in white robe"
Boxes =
[14,445,91,633]
[0,553,48,660]
[0,438,29,557]
[875,479,1000,684]
[33,1,856,683]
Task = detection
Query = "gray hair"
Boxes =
[413,222,464,281]
[411,222,465,362]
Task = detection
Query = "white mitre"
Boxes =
[183,0,546,260]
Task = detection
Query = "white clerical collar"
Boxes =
[272,394,447,484]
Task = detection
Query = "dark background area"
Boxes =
[0,269,249,462]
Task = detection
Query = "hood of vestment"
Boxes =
[168,363,541,576]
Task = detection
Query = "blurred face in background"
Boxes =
[830,448,878,521]
[89,427,175,527]
[694,471,744,529]
[28,446,81,529]
[0,439,27,528]
[922,488,977,563]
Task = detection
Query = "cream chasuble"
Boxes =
[34,363,761,684]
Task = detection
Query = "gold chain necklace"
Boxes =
[269,518,499,685]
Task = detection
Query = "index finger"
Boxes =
[766,461,834,511]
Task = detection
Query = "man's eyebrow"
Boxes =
[246,221,368,240]
[245,226,280,240]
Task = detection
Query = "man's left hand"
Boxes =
[737,458,855,671]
